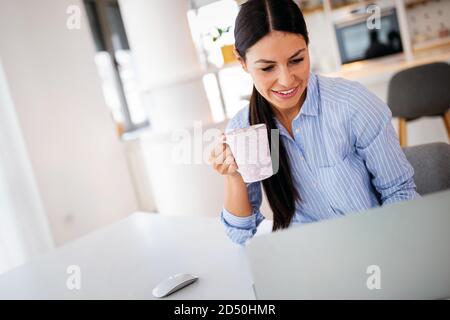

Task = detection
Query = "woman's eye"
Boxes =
[261,58,304,71]
[291,58,304,64]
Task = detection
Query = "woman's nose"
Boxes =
[277,67,295,87]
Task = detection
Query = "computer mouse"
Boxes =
[152,273,199,298]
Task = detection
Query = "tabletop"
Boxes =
[0,212,256,299]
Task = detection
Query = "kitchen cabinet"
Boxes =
[297,0,325,14]
[404,0,450,51]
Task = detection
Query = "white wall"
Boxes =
[0,59,54,274]
[0,0,139,245]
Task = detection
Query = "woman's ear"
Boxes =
[233,47,248,73]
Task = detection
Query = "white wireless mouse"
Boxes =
[152,273,199,298]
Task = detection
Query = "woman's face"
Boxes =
[238,31,310,113]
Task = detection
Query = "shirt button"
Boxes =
[299,156,304,161]
[295,128,300,134]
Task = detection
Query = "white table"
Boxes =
[0,212,256,299]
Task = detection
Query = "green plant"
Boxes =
[211,26,232,42]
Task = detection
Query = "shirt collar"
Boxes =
[297,72,319,117]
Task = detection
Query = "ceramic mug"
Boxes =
[225,123,274,183]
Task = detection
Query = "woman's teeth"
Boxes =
[276,88,295,94]
[272,86,298,97]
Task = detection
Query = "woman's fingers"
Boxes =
[209,134,226,162]
[217,153,237,174]
[213,146,232,165]
[223,153,235,165]
[210,134,231,163]
[209,133,239,176]
[223,155,238,175]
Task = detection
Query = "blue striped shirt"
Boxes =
[221,72,420,245]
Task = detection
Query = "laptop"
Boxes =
[245,189,450,299]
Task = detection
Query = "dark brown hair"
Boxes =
[234,0,309,231]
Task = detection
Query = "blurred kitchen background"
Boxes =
[0,0,449,274]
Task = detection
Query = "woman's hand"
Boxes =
[209,133,239,177]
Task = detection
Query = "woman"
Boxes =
[209,0,419,245]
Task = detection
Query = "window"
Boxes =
[187,0,253,119]
[84,0,149,135]
[188,0,239,68]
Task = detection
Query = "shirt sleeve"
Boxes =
[220,181,265,245]
[348,81,420,205]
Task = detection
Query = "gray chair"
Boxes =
[387,62,450,147]
[403,142,450,195]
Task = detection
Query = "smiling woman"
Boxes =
[238,33,310,128]
[208,0,420,246]
[230,0,310,231]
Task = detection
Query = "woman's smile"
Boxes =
[271,85,300,100]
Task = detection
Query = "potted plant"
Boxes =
[210,26,236,64]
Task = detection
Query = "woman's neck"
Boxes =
[273,88,307,132]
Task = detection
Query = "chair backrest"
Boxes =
[403,142,450,195]
[387,62,450,120]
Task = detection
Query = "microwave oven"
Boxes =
[334,6,403,64]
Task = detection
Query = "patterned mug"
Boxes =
[225,124,274,183]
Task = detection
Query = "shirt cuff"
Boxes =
[222,207,256,230]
